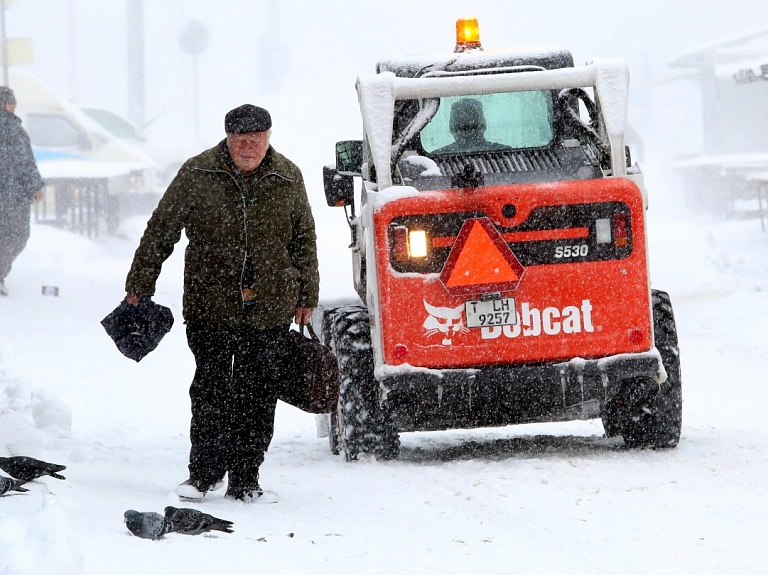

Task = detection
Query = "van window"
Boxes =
[82,108,138,139]
[25,113,84,148]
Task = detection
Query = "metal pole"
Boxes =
[701,53,720,154]
[67,0,78,102]
[193,54,199,143]
[126,0,146,133]
[1,0,9,86]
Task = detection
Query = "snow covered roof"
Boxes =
[669,26,768,69]
[377,46,574,77]
[671,152,768,170]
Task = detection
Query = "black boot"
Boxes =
[224,467,262,502]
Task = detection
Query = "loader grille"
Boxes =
[435,150,561,177]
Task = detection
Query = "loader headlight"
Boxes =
[409,230,428,258]
[391,226,429,261]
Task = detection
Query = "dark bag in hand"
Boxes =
[100,298,174,362]
[279,323,339,414]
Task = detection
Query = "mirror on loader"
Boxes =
[336,140,363,174]
[323,165,353,207]
[323,140,362,207]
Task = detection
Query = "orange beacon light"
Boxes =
[455,18,482,52]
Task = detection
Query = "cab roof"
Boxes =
[376,46,574,78]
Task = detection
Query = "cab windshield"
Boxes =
[413,91,554,155]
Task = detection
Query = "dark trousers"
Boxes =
[185,320,295,491]
[0,199,31,281]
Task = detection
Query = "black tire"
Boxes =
[324,306,400,461]
[602,290,683,448]
[320,313,341,456]
[327,410,341,456]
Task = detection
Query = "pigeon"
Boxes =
[164,506,234,535]
[124,510,169,540]
[0,456,66,481]
[0,475,29,496]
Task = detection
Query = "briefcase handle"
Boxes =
[298,322,320,343]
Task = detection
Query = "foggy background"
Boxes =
[5,0,768,301]
[7,0,768,176]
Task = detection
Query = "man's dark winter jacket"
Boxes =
[125,140,319,329]
[0,108,44,202]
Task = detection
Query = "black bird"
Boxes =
[124,510,169,540]
[0,456,66,481]
[0,475,29,496]
[164,506,234,535]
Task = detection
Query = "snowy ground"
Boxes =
[2,158,768,574]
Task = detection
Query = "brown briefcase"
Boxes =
[279,323,340,414]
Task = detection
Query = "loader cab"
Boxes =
[325,45,615,206]
[381,50,614,187]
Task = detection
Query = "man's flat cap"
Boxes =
[225,104,271,134]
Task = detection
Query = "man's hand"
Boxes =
[33,190,43,203]
[294,307,314,326]
[125,293,141,307]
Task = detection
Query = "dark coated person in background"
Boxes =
[0,86,44,297]
[124,104,319,503]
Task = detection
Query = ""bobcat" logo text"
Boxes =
[481,300,594,339]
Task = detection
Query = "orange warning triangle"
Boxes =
[445,222,519,286]
[439,218,525,296]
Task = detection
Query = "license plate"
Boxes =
[465,298,517,328]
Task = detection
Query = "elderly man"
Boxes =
[0,86,44,297]
[124,104,319,503]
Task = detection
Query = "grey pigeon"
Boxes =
[164,506,234,535]
[124,510,169,540]
[0,456,66,481]
[0,475,29,495]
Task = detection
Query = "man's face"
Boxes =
[227,131,270,173]
[1,103,16,114]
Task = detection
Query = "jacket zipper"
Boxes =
[194,167,292,305]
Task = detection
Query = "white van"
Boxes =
[9,68,160,234]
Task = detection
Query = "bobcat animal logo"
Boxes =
[422,300,469,345]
